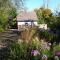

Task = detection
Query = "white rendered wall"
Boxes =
[39,24,47,30]
[34,22,38,26]
[17,21,38,26]
[18,22,31,25]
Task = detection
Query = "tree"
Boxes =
[35,8,45,24]
[36,7,53,27]
[0,0,25,31]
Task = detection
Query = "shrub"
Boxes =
[0,26,4,32]
[53,45,60,53]
[8,42,29,60]
[41,49,51,57]
[39,30,50,40]
[30,39,41,50]
[7,35,57,60]
[8,39,41,60]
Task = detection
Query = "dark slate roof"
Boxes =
[16,11,38,22]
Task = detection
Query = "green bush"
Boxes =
[8,41,41,60]
[53,45,60,53]
[8,42,29,60]
[0,26,4,32]
[39,30,51,41]
[41,49,51,57]
[7,39,59,60]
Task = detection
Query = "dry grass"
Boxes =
[20,26,38,43]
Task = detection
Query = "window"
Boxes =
[25,22,28,26]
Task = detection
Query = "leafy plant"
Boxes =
[53,45,60,53]
[8,39,41,60]
[9,42,29,60]
[41,49,51,57]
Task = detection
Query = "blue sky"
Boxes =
[25,0,60,12]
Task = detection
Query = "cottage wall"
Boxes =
[18,22,31,25]
[18,22,38,26]
[17,21,38,30]
[34,22,38,26]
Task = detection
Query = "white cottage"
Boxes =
[16,11,38,30]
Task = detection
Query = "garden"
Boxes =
[6,38,60,60]
[1,28,60,60]
[0,0,60,60]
